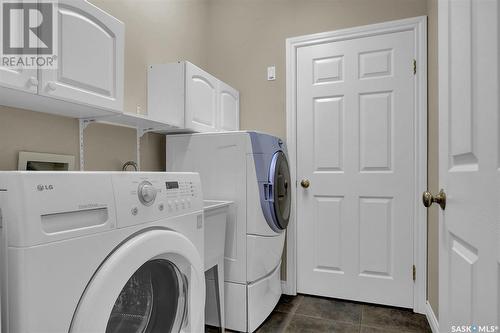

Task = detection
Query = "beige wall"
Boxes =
[205,0,428,139]
[0,0,438,315]
[427,0,439,317]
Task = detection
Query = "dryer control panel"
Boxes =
[112,172,203,229]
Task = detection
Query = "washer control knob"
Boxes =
[138,181,157,206]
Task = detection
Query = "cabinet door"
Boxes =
[0,67,37,93]
[185,63,218,132]
[38,0,124,112]
[0,2,37,94]
[218,81,239,131]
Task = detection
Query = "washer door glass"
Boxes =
[270,151,291,230]
[105,259,187,333]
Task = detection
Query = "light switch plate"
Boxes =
[267,66,276,81]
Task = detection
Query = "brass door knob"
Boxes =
[300,179,310,188]
[422,189,446,210]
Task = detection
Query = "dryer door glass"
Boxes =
[105,259,187,333]
[270,151,291,230]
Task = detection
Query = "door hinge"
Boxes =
[413,59,417,75]
[412,265,416,281]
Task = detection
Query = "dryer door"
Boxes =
[268,151,291,230]
[70,230,204,333]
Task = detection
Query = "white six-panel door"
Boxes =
[438,0,499,330]
[296,28,416,307]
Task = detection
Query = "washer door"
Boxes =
[106,259,187,333]
[269,151,291,230]
[70,230,204,333]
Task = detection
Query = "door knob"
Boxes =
[300,179,310,188]
[422,189,446,210]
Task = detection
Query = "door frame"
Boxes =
[284,16,428,314]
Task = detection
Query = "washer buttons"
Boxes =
[131,207,138,216]
[158,203,164,211]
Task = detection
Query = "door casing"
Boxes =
[285,16,428,314]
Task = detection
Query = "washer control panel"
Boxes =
[112,172,202,228]
[164,180,197,211]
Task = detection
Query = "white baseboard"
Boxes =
[281,281,296,296]
[425,301,439,333]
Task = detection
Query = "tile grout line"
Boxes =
[292,296,362,327]
[358,304,364,333]
[291,312,362,327]
[280,295,304,332]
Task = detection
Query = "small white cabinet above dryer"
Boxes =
[148,61,240,132]
[0,0,124,118]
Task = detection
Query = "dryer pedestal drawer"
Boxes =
[247,232,285,282]
[247,262,282,332]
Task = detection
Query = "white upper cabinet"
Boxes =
[0,0,124,118]
[39,0,124,112]
[148,61,240,132]
[218,80,240,132]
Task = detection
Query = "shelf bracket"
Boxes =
[79,119,96,171]
[136,127,155,171]
[79,119,157,172]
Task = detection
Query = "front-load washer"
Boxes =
[0,171,205,333]
[166,131,291,332]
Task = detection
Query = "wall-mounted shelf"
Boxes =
[94,112,189,135]
[79,112,195,171]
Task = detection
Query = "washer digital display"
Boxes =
[165,181,179,190]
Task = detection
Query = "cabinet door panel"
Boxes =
[0,67,37,93]
[185,63,218,132]
[0,2,37,94]
[219,81,239,131]
[39,0,123,112]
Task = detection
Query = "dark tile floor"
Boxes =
[206,294,432,333]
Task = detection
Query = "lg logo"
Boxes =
[2,2,53,54]
[37,184,54,191]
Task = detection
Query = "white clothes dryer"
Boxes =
[0,171,205,333]
[166,131,291,332]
